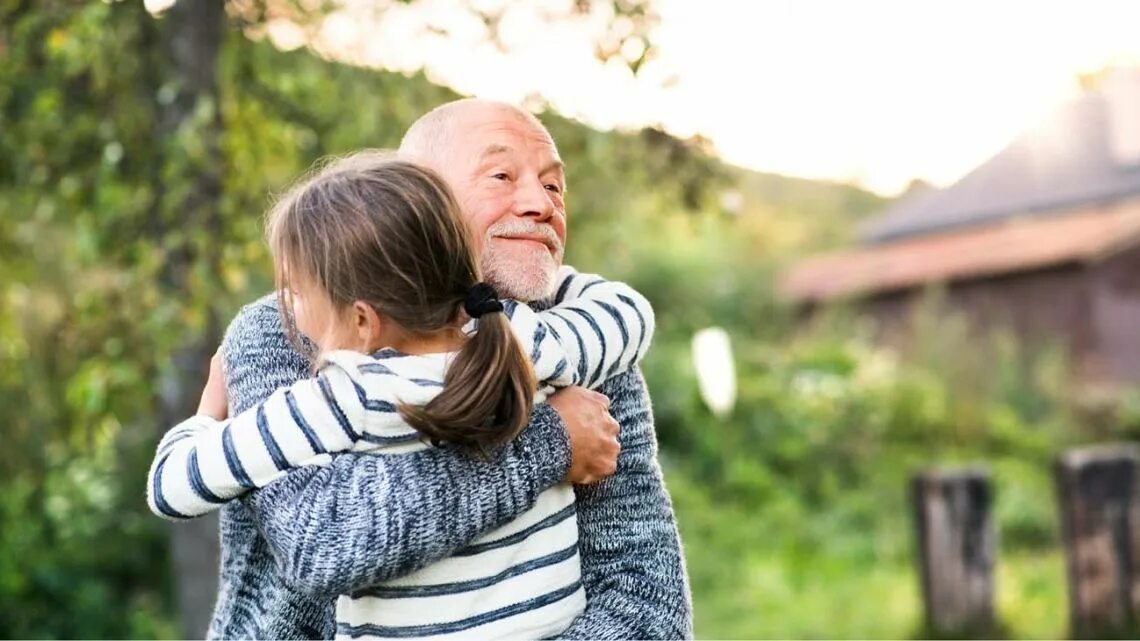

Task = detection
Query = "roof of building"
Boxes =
[860,78,1140,244]
[780,198,1140,303]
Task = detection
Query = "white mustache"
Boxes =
[486,221,563,253]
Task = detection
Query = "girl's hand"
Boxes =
[197,350,228,420]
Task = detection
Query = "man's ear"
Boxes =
[352,301,385,348]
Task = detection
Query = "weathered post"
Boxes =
[912,467,996,638]
[1055,443,1140,639]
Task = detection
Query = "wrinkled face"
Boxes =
[433,108,567,301]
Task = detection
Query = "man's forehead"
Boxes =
[478,142,564,171]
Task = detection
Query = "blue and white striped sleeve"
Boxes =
[145,363,367,521]
[504,266,655,391]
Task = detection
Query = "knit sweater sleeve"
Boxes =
[554,368,694,640]
[222,296,574,596]
[506,266,656,391]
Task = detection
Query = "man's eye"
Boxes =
[545,184,562,194]
[492,172,510,181]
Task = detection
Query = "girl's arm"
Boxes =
[503,266,655,391]
[145,363,367,521]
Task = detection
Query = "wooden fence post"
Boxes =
[912,467,996,638]
[1055,443,1140,639]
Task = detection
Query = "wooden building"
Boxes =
[781,67,1140,384]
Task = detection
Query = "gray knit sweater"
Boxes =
[205,294,692,639]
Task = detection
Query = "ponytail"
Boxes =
[399,310,536,456]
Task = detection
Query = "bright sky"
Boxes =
[150,0,1140,196]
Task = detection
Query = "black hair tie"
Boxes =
[464,282,504,318]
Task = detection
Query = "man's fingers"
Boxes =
[553,385,621,485]
[608,438,621,471]
[578,388,610,409]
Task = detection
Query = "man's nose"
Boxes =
[514,176,555,221]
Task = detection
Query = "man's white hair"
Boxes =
[398,98,548,167]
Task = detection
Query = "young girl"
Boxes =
[146,151,654,640]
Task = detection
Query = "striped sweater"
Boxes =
[148,266,654,640]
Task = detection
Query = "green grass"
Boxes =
[997,552,1068,639]
[665,463,1069,639]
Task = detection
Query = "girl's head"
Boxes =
[266,150,536,453]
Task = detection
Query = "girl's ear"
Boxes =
[351,301,385,350]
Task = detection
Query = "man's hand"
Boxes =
[197,350,228,420]
[547,386,620,485]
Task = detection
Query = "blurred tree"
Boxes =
[152,2,227,637]
[1,1,179,636]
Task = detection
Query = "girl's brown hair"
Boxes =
[265,150,536,453]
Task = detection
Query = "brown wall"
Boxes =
[856,246,1140,384]
[1090,247,1140,381]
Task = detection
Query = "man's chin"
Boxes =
[484,257,559,302]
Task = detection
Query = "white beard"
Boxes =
[481,221,565,301]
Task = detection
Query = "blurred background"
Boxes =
[4,0,1140,638]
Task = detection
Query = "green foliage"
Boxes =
[638,290,1109,637]
[1,1,1127,639]
[568,158,1116,637]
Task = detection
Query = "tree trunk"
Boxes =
[157,1,226,637]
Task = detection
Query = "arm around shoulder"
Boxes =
[245,403,574,596]
[528,267,657,390]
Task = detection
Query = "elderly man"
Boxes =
[207,99,691,639]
